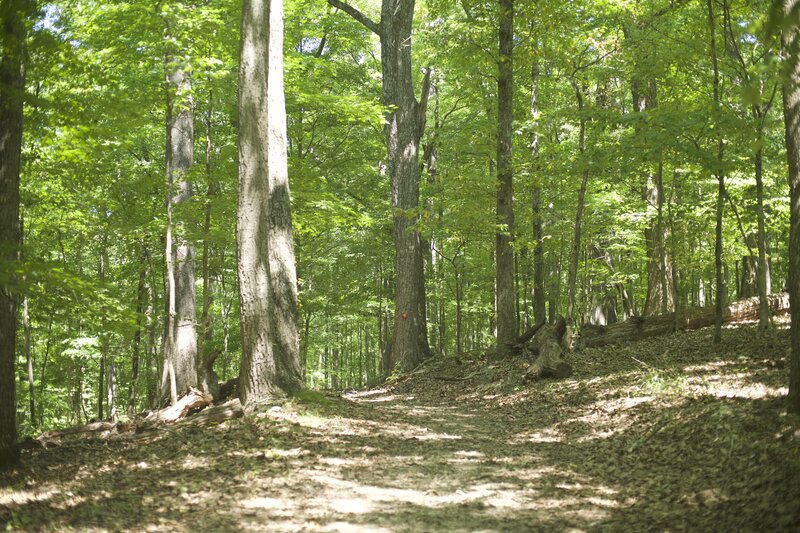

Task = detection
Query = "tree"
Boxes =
[328,0,432,371]
[495,0,515,349]
[237,0,304,404]
[708,0,726,344]
[161,25,199,406]
[0,0,28,468]
[779,0,800,414]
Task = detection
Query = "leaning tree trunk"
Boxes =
[0,0,27,469]
[161,44,198,405]
[237,0,304,405]
[781,0,800,415]
[495,0,515,350]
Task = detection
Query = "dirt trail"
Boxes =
[2,324,800,531]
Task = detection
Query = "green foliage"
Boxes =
[9,0,795,433]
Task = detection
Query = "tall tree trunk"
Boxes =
[237,0,303,404]
[495,0,515,350]
[97,235,108,420]
[567,80,589,325]
[328,0,431,371]
[708,0,726,344]
[161,42,198,404]
[0,0,26,468]
[781,0,800,414]
[530,51,546,327]
[128,248,147,415]
[754,121,771,329]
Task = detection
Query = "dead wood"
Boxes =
[507,316,573,381]
[580,292,790,349]
[178,399,243,427]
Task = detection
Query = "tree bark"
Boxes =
[708,0,726,344]
[754,124,771,329]
[161,40,198,405]
[237,0,304,405]
[781,0,800,414]
[329,0,432,371]
[0,0,27,469]
[128,248,147,415]
[567,80,589,326]
[495,0,515,350]
[530,53,546,327]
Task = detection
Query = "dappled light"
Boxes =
[2,324,799,530]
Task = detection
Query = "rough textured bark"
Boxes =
[381,1,431,371]
[782,0,800,414]
[237,0,303,405]
[329,0,431,371]
[495,0,515,349]
[0,0,26,469]
[161,46,198,405]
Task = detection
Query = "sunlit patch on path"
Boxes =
[2,324,799,531]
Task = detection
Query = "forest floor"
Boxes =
[2,321,800,532]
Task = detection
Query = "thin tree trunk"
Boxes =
[708,0,725,344]
[23,296,34,426]
[754,127,771,329]
[128,248,147,415]
[530,51,546,326]
[567,80,589,326]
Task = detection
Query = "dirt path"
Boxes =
[2,325,800,531]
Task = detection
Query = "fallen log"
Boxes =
[178,399,243,427]
[580,292,790,349]
[145,386,213,424]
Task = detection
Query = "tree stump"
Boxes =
[510,316,573,381]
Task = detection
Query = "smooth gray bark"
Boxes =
[237,0,303,405]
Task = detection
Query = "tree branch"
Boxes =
[327,0,380,35]
[417,67,433,136]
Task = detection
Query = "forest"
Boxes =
[1,0,800,530]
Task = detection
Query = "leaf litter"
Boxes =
[2,322,800,531]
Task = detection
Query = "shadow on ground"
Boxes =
[2,324,799,531]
